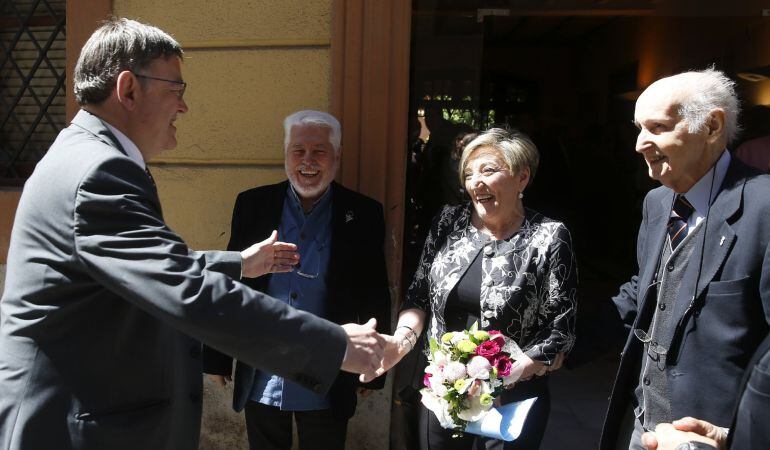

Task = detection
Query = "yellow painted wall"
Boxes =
[114,0,332,250]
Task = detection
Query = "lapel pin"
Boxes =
[719,236,725,246]
[345,211,354,223]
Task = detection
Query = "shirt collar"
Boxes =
[287,183,333,216]
[681,149,730,217]
[103,122,146,170]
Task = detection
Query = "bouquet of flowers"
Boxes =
[420,322,533,440]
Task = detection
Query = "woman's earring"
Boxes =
[518,192,524,199]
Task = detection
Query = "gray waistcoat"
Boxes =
[634,222,703,430]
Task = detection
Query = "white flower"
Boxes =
[450,332,468,345]
[443,361,467,382]
[432,350,449,366]
[432,382,448,397]
[425,363,447,388]
[457,394,493,422]
[421,390,457,429]
[454,377,473,394]
[466,356,492,380]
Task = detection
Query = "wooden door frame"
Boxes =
[331,0,411,301]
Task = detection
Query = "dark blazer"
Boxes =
[600,157,770,450]
[725,332,770,449]
[203,180,391,419]
[0,111,348,450]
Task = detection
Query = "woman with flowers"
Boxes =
[380,128,578,449]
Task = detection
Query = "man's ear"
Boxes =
[706,109,726,143]
[115,70,139,111]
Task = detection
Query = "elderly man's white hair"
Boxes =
[672,68,741,145]
[283,110,342,153]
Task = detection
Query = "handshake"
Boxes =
[340,318,404,383]
[237,232,403,383]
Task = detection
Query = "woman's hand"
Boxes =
[240,230,299,278]
[511,354,553,381]
[373,332,412,378]
[510,352,565,382]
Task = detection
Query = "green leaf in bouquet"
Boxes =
[469,321,479,334]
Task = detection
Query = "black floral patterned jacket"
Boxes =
[403,203,578,364]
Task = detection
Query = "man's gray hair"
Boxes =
[677,68,741,145]
[73,18,183,105]
[459,128,539,186]
[283,110,342,153]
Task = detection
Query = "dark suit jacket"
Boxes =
[0,111,348,450]
[725,332,770,449]
[600,157,770,449]
[203,180,391,419]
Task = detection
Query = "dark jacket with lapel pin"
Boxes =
[203,180,391,418]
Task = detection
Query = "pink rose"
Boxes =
[493,355,512,377]
[476,340,501,362]
[423,373,432,388]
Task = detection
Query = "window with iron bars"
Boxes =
[1,0,66,186]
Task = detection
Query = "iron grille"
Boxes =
[0,0,66,186]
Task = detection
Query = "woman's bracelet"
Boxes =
[395,325,417,350]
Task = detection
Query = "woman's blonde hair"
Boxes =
[458,128,539,186]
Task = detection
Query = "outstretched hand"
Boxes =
[670,417,728,447]
[372,333,410,379]
[240,230,299,278]
[640,419,724,450]
[340,318,386,383]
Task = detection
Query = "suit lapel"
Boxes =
[329,182,347,279]
[327,182,351,321]
[258,182,288,236]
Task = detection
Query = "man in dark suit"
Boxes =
[639,333,770,450]
[0,19,384,450]
[600,68,770,450]
[203,110,391,450]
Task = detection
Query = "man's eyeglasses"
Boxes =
[633,328,668,358]
[133,73,187,99]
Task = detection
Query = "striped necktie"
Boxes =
[668,194,694,250]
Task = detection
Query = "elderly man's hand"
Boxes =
[240,230,299,278]
[670,418,727,449]
[640,421,721,450]
[340,318,386,383]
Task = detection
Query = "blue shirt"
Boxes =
[249,184,333,410]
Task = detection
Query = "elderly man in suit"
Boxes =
[0,19,385,450]
[203,110,390,450]
[600,68,770,450]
